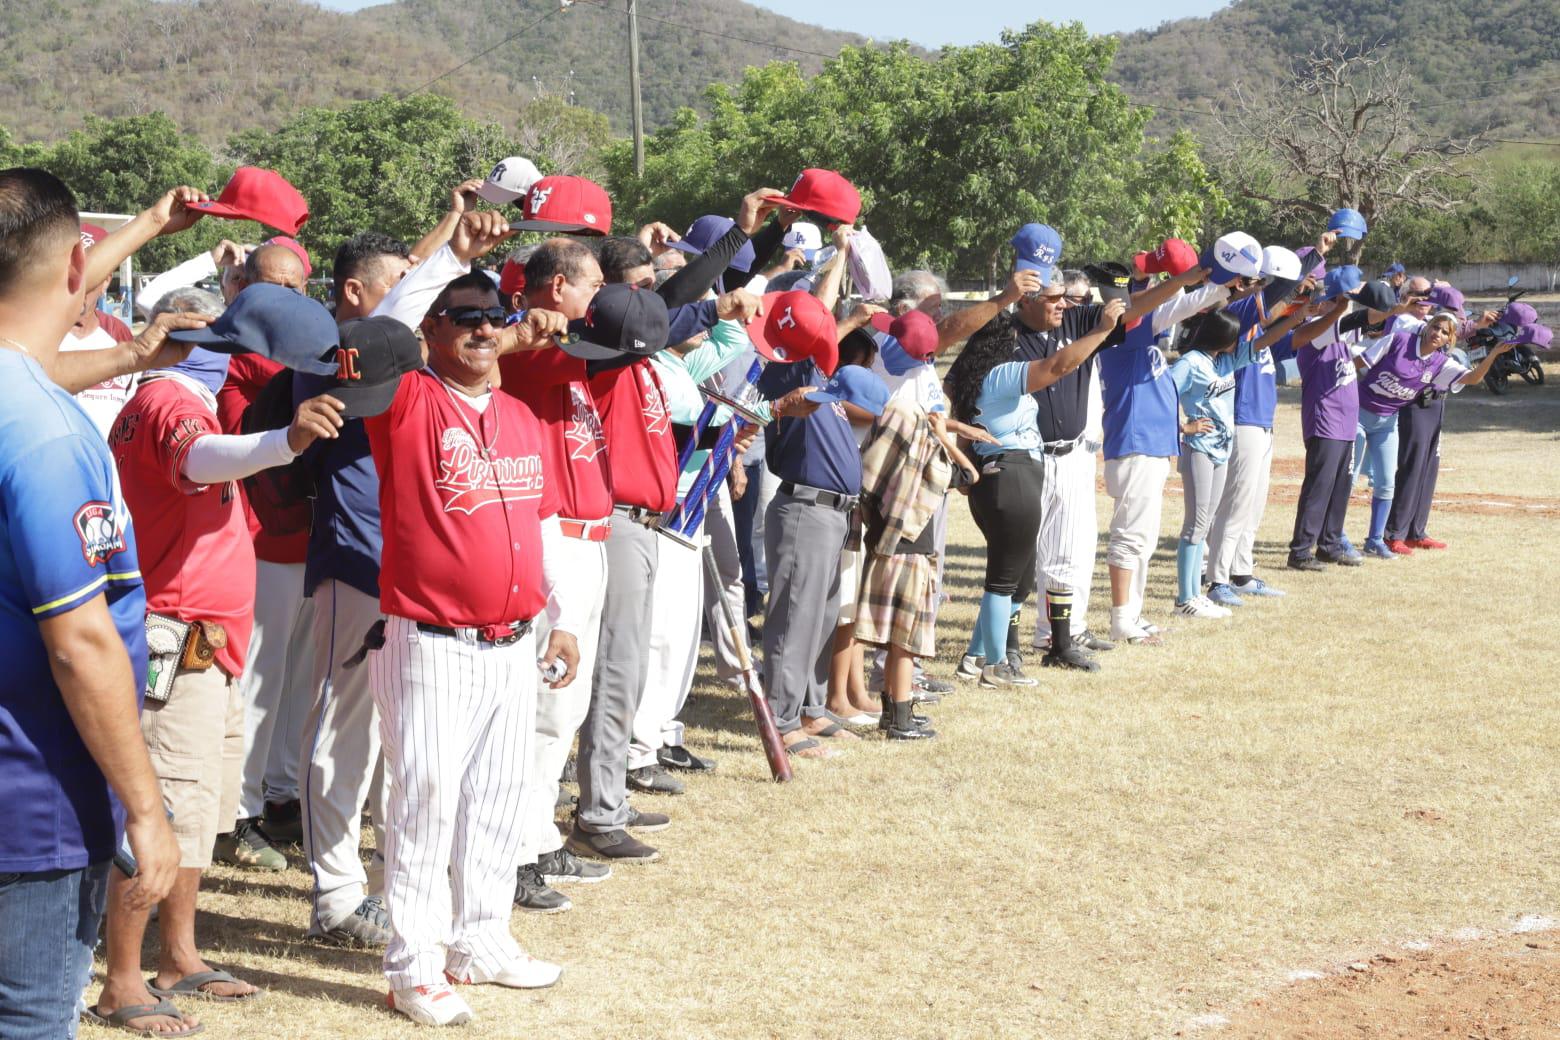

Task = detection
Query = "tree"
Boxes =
[1213,36,1485,260]
[1473,160,1560,265]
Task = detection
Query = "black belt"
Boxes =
[416,618,533,646]
[1042,438,1081,457]
[779,481,858,512]
[612,503,664,527]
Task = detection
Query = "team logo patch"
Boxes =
[639,368,670,436]
[564,385,607,462]
[74,501,126,566]
[529,185,553,213]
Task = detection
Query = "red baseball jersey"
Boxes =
[367,369,559,627]
[216,353,308,565]
[498,346,612,522]
[588,359,677,513]
[109,378,255,676]
[58,312,136,441]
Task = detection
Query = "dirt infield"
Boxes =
[1206,925,1560,1039]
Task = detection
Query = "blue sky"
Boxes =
[314,1,1232,45]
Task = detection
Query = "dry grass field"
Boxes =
[86,365,1560,1039]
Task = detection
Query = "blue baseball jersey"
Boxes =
[1226,294,1278,428]
[0,351,147,871]
[295,373,381,599]
[758,357,864,494]
[1170,336,1262,466]
[1097,315,1179,460]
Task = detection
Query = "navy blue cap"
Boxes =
[669,215,757,273]
[805,364,889,416]
[1012,223,1063,275]
[167,282,339,375]
[560,283,671,360]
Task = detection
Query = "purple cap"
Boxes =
[668,215,757,273]
[1425,284,1465,314]
[1511,323,1552,349]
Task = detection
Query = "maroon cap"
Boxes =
[264,235,312,278]
[869,309,938,360]
[512,175,612,236]
[746,290,839,376]
[774,169,861,226]
[1132,237,1198,277]
[499,256,526,298]
[79,222,109,249]
[195,167,310,235]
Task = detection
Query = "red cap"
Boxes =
[499,256,527,298]
[746,290,839,376]
[512,175,612,236]
[264,235,312,278]
[194,167,310,235]
[887,310,938,360]
[1132,237,1198,277]
[774,169,861,226]
[79,223,109,249]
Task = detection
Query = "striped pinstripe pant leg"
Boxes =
[371,616,533,990]
[1031,447,1100,646]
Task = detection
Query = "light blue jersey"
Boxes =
[1170,336,1261,465]
[972,361,1040,458]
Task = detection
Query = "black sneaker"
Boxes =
[1287,553,1326,572]
[1042,645,1101,672]
[886,717,938,741]
[308,895,392,946]
[913,674,955,696]
[514,862,571,913]
[538,847,611,885]
[565,825,660,863]
[213,816,287,871]
[657,745,716,772]
[262,798,303,845]
[625,806,670,832]
[626,765,685,796]
[1074,630,1115,653]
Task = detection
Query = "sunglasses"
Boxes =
[1062,293,1089,305]
[438,305,506,329]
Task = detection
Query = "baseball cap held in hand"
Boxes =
[669,215,757,273]
[168,282,338,375]
[476,156,542,205]
[746,290,840,376]
[328,316,424,418]
[805,364,889,416]
[559,283,671,360]
[774,169,861,226]
[869,309,938,361]
[194,167,310,235]
[1132,237,1198,277]
[1201,232,1262,284]
[1084,262,1133,306]
[513,175,612,235]
[1012,223,1063,279]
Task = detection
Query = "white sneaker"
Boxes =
[1174,596,1231,619]
[1109,617,1161,644]
[451,955,563,990]
[389,984,475,1026]
[955,654,984,680]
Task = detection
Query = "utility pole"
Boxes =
[627,0,645,176]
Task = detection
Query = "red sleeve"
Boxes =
[136,380,223,493]
[499,345,587,389]
[215,354,285,434]
[97,311,133,343]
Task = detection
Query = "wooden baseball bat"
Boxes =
[699,544,791,782]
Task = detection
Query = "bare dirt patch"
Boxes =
[1209,929,1560,1039]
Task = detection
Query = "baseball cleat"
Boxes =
[514,863,571,914]
[977,661,1038,688]
[626,765,685,796]
[1232,577,1285,598]
[388,984,474,1026]
[565,825,660,863]
[538,848,611,885]
[657,745,716,772]
[955,654,985,680]
[308,896,391,947]
[1073,630,1115,652]
[1042,645,1100,672]
[1384,538,1415,555]
[1175,596,1231,619]
[448,956,562,990]
[1407,536,1447,549]
[1206,583,1244,608]
[1317,547,1363,566]
[626,806,670,832]
[1361,537,1397,559]
[213,817,287,871]
[1286,553,1326,572]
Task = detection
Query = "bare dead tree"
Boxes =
[1214,36,1484,250]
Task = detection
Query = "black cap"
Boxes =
[1084,261,1133,305]
[559,283,671,360]
[328,316,424,418]
[1354,280,1397,314]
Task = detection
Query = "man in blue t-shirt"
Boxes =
[0,168,182,1039]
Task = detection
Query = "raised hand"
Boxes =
[451,210,516,263]
[287,394,347,453]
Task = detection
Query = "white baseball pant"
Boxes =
[1206,425,1274,585]
[238,560,315,818]
[702,483,746,682]
[1103,454,1171,619]
[519,531,606,863]
[371,615,537,990]
[1031,444,1100,646]
[300,578,388,931]
[628,533,703,770]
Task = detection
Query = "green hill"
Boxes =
[1110,0,1560,139]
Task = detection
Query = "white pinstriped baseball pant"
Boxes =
[371,615,537,990]
[1031,444,1101,646]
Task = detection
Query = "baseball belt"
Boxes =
[560,517,612,542]
[779,481,858,512]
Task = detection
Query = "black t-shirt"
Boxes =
[1012,304,1104,443]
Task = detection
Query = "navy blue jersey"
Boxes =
[757,358,864,494]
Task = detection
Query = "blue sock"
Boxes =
[976,591,1011,665]
[1369,497,1391,541]
[1176,541,1200,604]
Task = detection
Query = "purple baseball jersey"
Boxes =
[1295,319,1360,441]
[1357,330,1468,417]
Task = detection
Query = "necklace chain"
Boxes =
[0,335,33,357]
[440,379,499,461]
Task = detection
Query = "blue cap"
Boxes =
[1012,223,1063,274]
[805,364,889,416]
[1382,262,1405,277]
[1328,208,1368,240]
[1320,265,1364,300]
[167,282,338,375]
[669,215,757,273]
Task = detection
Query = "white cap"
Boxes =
[475,157,542,205]
[782,221,823,257]
[1213,232,1263,278]
[1259,245,1301,281]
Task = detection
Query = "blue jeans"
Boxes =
[0,862,109,1039]
[1353,409,1399,499]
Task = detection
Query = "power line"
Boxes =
[400,6,564,97]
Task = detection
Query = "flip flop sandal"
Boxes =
[783,737,839,760]
[83,999,204,1037]
[147,969,263,1003]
